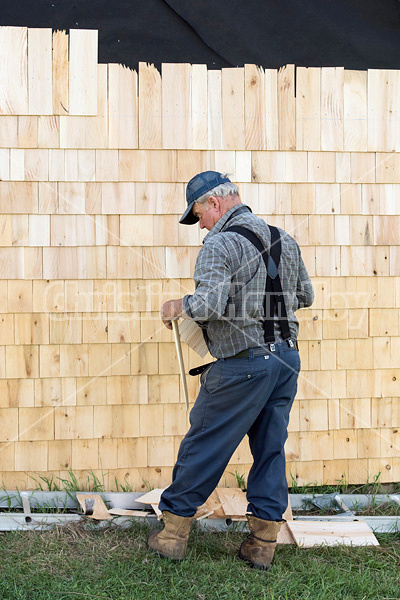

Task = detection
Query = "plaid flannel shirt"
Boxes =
[182,204,314,358]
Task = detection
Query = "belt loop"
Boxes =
[249,348,254,361]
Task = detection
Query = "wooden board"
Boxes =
[296,67,320,150]
[194,505,215,520]
[215,488,248,516]
[265,69,279,149]
[277,523,296,545]
[283,501,293,522]
[0,148,9,180]
[222,67,245,150]
[138,62,162,149]
[135,488,164,505]
[321,67,344,151]
[215,488,293,523]
[52,30,69,115]
[383,70,400,152]
[208,70,222,149]
[368,69,388,151]
[245,64,266,150]
[368,69,400,152]
[108,508,150,517]
[85,64,108,148]
[76,493,112,520]
[344,70,367,151]
[38,115,60,148]
[278,64,296,150]
[151,504,162,518]
[28,28,52,115]
[200,490,225,519]
[179,319,208,357]
[162,63,192,149]
[0,27,28,114]
[288,520,379,547]
[108,64,138,149]
[69,29,98,116]
[191,64,208,149]
[172,320,189,410]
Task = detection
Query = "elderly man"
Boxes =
[147,171,314,569]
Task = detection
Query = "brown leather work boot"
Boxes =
[147,510,193,560]
[238,515,283,570]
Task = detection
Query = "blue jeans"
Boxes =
[159,344,300,521]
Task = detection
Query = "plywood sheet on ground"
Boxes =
[288,520,379,547]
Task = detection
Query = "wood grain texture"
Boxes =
[138,62,162,149]
[368,70,400,152]
[52,30,69,115]
[321,67,344,151]
[191,64,208,150]
[296,67,320,151]
[76,493,112,519]
[265,69,279,150]
[245,64,265,150]
[278,65,296,150]
[215,488,248,517]
[222,67,245,150]
[69,29,98,116]
[28,28,52,115]
[288,520,379,547]
[109,64,138,149]
[344,70,367,151]
[85,64,108,149]
[208,70,222,149]
[162,63,192,150]
[0,27,28,115]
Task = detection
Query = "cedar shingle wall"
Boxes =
[0,27,399,490]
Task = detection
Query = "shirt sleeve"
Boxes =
[296,247,314,308]
[182,239,232,323]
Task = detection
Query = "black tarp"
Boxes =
[0,0,399,70]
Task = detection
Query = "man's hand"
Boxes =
[161,298,183,330]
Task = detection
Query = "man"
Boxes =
[147,171,314,569]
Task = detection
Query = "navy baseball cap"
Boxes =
[179,171,231,225]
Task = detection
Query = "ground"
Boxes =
[1,521,399,600]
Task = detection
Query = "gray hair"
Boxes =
[195,177,240,205]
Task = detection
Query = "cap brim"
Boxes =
[179,203,199,225]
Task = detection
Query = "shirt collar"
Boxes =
[202,204,252,243]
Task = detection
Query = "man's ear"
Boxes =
[208,195,220,211]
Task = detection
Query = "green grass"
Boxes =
[0,522,400,600]
[289,472,400,496]
[27,469,108,493]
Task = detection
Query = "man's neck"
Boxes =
[203,204,251,243]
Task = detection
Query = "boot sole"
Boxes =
[147,531,186,561]
[238,549,271,571]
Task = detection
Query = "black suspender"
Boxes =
[224,225,291,343]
